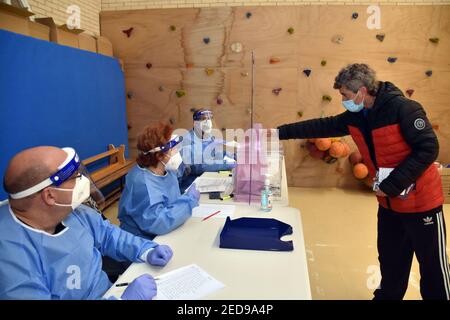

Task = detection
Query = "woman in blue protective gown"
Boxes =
[179,108,237,192]
[118,123,200,240]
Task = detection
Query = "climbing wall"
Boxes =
[100,5,450,188]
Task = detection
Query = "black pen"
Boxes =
[115,277,161,287]
[115,282,129,287]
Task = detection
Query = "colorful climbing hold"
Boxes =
[270,57,281,64]
[246,12,252,19]
[176,90,186,98]
[287,27,294,35]
[376,33,385,42]
[322,95,332,102]
[203,37,210,44]
[186,63,194,68]
[241,71,249,77]
[169,25,176,31]
[297,111,303,118]
[425,70,433,77]
[146,63,152,69]
[352,12,359,19]
[332,35,344,44]
[127,124,132,130]
[158,85,165,92]
[205,68,214,76]
[272,88,282,96]
[190,108,196,113]
[321,60,327,66]
[432,124,439,131]
[230,42,243,53]
[429,37,439,44]
[405,89,414,97]
[127,91,133,99]
[122,27,133,38]
[169,117,176,125]
[387,57,397,63]
[217,97,223,105]
[303,69,312,77]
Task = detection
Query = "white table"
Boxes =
[198,158,289,207]
[104,205,311,300]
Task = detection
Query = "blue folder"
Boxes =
[219,217,294,251]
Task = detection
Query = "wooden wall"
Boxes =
[100,5,450,188]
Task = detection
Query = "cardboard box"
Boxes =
[78,32,97,53]
[35,18,83,49]
[96,36,113,57]
[28,21,50,41]
[0,2,34,36]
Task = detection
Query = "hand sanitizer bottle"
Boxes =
[261,178,273,212]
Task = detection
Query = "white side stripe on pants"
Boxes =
[436,211,450,300]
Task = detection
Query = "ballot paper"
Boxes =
[104,264,224,300]
[191,176,232,193]
[192,204,235,219]
[374,167,415,198]
[153,264,224,300]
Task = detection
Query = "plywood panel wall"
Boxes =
[100,5,450,188]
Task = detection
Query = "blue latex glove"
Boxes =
[121,274,157,300]
[186,184,200,202]
[147,245,173,266]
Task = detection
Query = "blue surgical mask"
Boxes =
[342,91,365,112]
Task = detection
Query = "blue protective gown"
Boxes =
[179,129,236,191]
[118,165,198,239]
[0,204,157,300]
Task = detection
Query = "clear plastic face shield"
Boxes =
[193,109,214,137]
[143,135,184,172]
[9,147,105,210]
[143,134,184,156]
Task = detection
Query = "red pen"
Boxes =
[202,210,221,221]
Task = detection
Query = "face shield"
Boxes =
[9,147,105,210]
[193,109,214,137]
[143,134,184,156]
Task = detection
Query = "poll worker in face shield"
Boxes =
[118,123,200,240]
[179,108,237,192]
[0,146,173,300]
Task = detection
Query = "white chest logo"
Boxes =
[414,118,425,130]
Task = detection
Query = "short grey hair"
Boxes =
[333,63,378,96]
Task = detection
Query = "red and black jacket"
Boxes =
[277,81,443,214]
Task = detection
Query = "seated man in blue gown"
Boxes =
[0,146,173,300]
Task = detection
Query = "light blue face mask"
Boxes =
[342,90,365,112]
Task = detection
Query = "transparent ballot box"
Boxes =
[233,124,283,203]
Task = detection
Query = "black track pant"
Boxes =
[374,205,450,300]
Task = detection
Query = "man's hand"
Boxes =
[375,190,388,197]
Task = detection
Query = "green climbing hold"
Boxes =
[322,95,332,102]
[297,111,303,118]
[287,27,294,35]
[429,37,439,44]
[176,90,186,98]
[321,60,327,66]
[169,25,176,31]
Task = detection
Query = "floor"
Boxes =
[103,187,450,300]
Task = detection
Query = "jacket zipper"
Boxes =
[361,110,392,210]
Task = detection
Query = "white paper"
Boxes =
[376,167,414,196]
[192,204,235,219]
[103,264,224,300]
[153,264,225,300]
[192,176,232,193]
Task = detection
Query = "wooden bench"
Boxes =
[82,144,135,209]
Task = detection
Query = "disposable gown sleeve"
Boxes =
[77,206,158,263]
[134,194,198,236]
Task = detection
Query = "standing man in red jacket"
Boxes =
[276,63,449,300]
